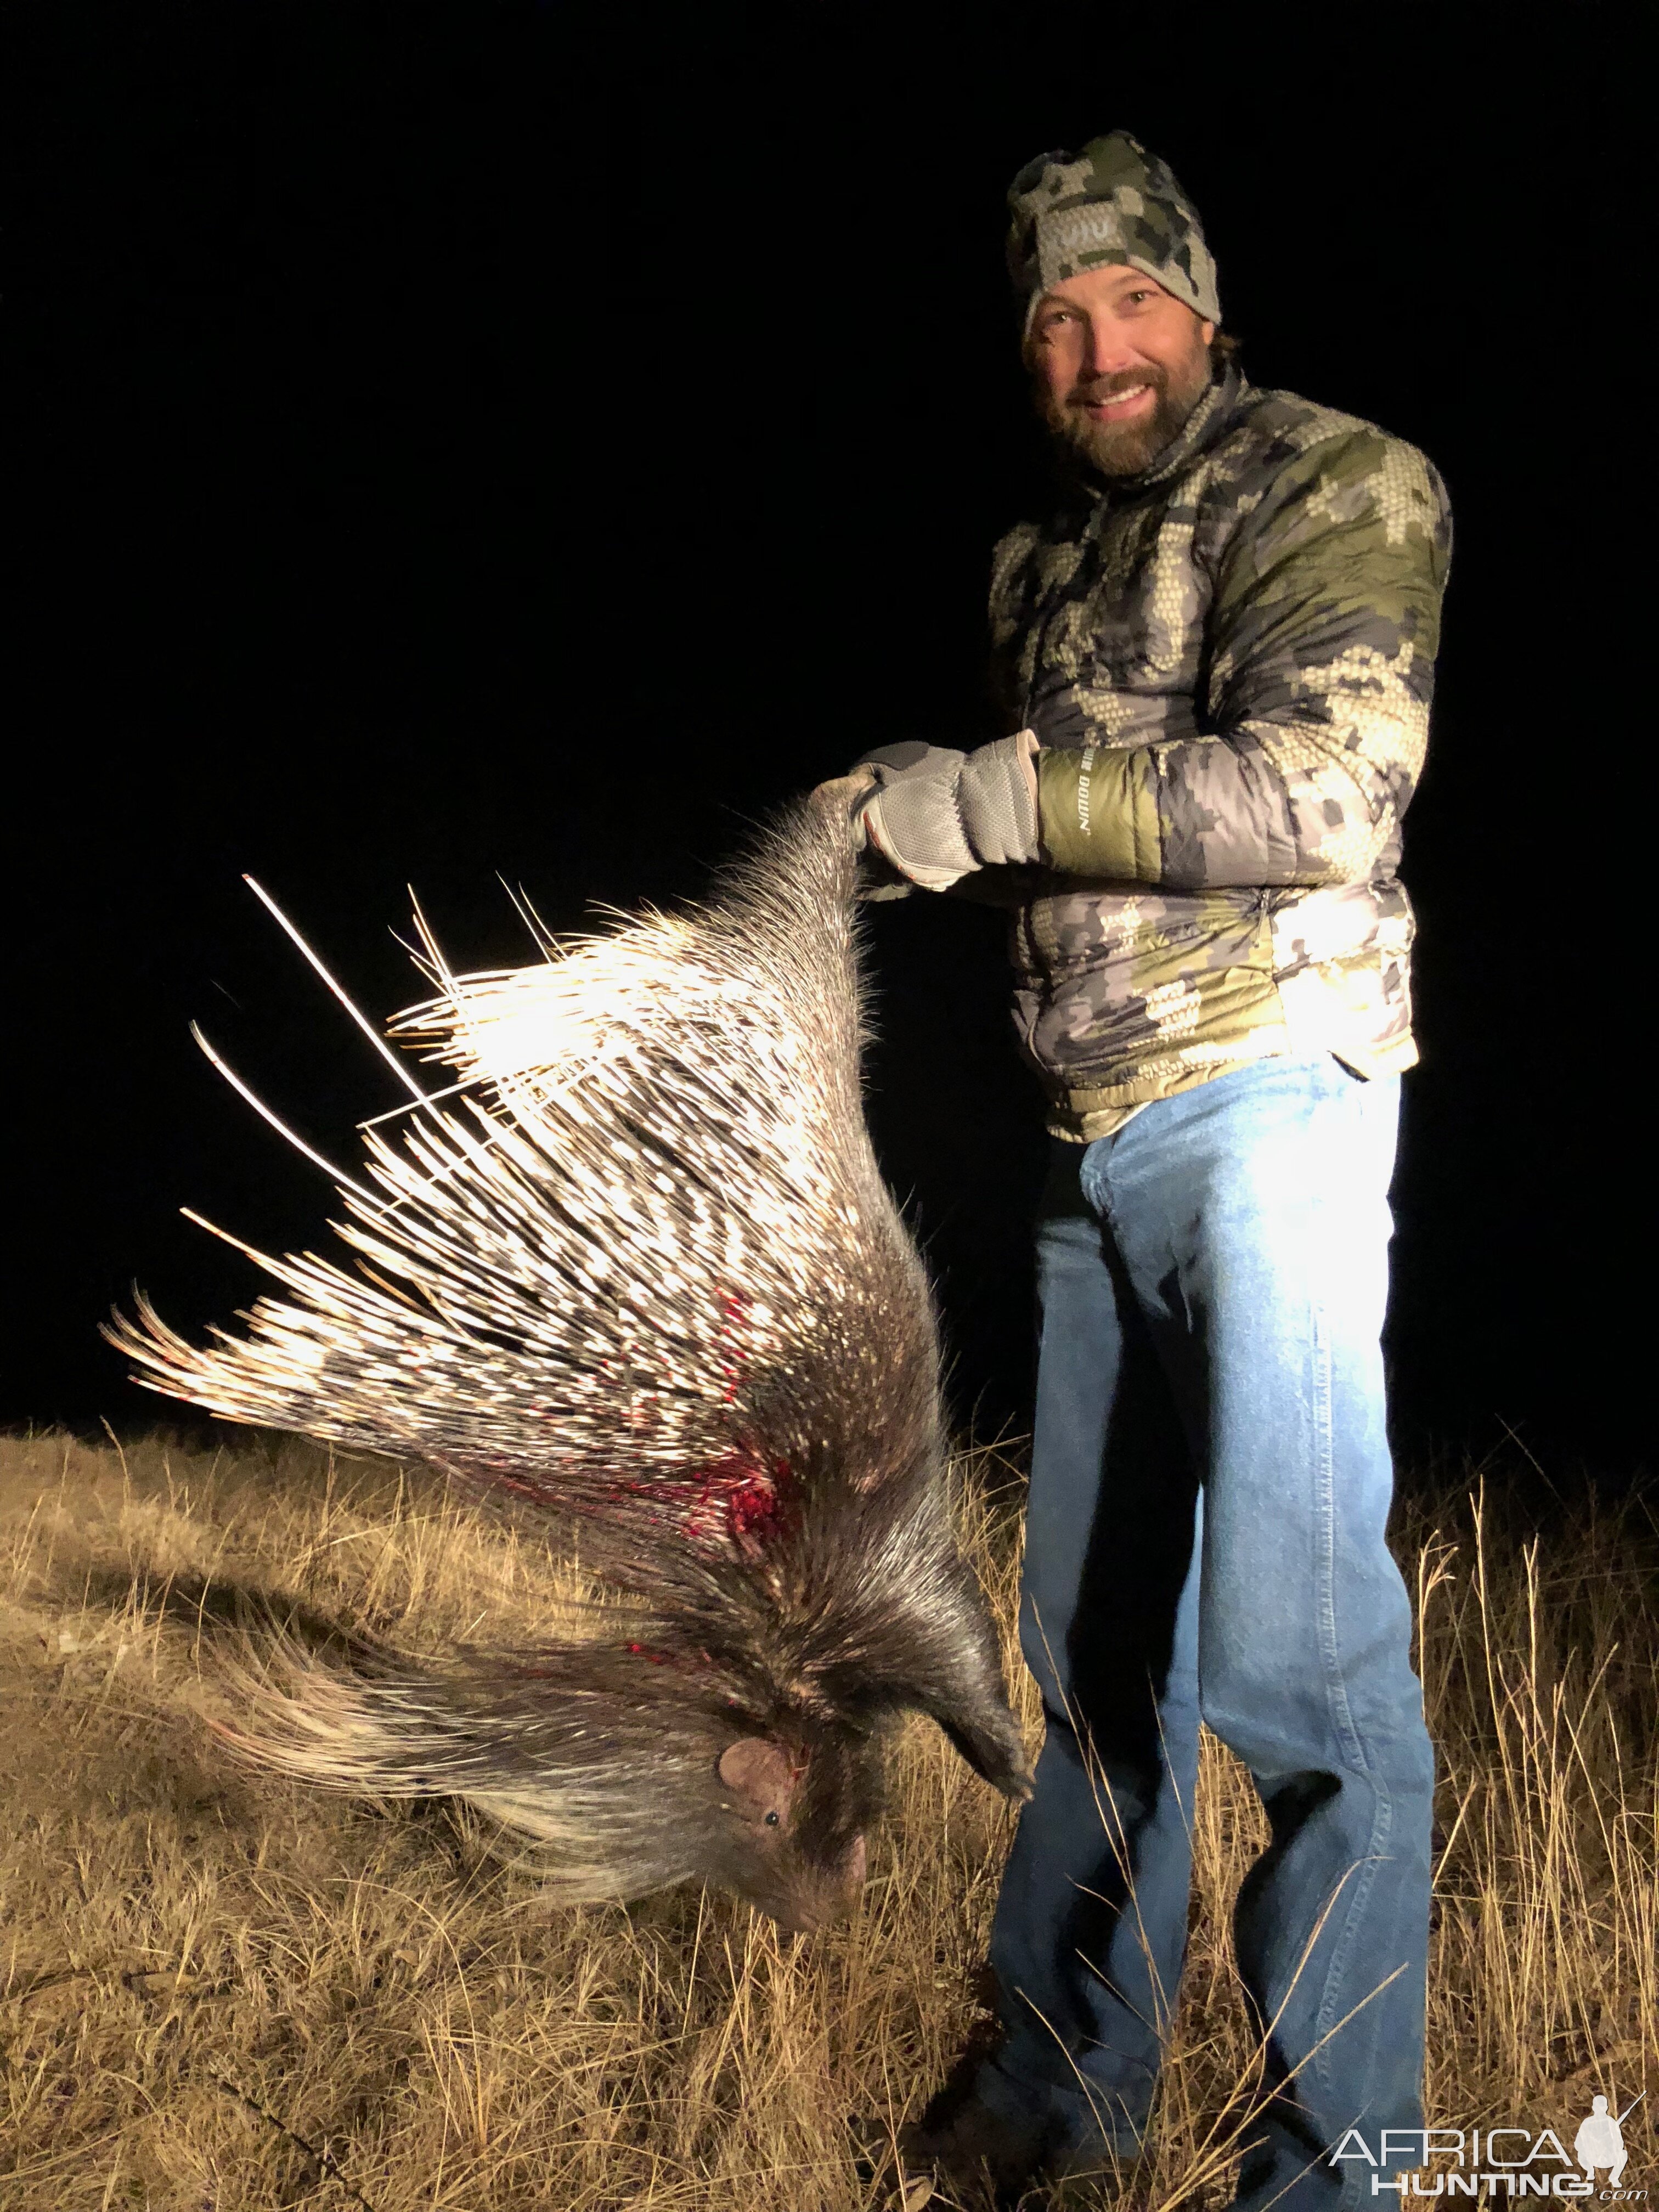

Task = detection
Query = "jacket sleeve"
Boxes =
[1035,428,1453,888]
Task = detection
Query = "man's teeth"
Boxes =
[1093,385,1148,405]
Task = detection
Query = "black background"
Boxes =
[10,4,1647,1477]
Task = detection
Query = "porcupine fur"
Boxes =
[108,798,1031,1931]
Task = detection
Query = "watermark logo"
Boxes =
[1331,2095,1645,2199]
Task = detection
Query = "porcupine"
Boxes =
[106,796,1031,1932]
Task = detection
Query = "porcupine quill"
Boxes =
[106,796,1031,1933]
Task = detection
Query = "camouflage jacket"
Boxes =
[988,363,1453,1138]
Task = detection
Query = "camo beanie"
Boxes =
[1006,131,1221,336]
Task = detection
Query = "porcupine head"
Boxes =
[109,797,1032,1932]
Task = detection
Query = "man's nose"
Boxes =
[1081,315,1141,377]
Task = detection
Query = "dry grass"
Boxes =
[0,1430,1652,2210]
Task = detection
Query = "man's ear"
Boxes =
[1200,318,1216,346]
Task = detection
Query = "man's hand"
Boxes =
[856,732,1042,890]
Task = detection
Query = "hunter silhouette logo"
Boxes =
[1575,2098,1639,2192]
[1332,2093,1645,2198]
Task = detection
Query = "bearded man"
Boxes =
[823,133,1451,2209]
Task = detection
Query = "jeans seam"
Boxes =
[1314,1788,1393,2111]
[1310,1248,1394,2126]
[1079,1136,1110,1220]
[1313,1284,1365,1775]
[1325,1822,1397,2212]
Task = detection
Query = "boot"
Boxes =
[890,2095,1049,2207]
[854,2021,1051,2209]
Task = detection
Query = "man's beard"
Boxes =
[1036,351,1214,479]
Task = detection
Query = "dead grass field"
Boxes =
[1,1429,1652,2210]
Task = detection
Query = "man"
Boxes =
[824,133,1451,2209]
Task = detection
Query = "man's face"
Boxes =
[1027,264,1216,478]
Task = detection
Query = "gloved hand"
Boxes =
[854,731,1042,890]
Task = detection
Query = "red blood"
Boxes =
[728,1475,781,1541]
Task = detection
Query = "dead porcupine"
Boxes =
[107,797,1031,1932]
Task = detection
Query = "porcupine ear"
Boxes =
[716,1737,799,1820]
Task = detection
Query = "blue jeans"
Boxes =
[974,1054,1434,2211]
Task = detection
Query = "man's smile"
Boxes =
[1079,382,1155,420]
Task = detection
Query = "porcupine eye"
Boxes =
[764,1811,780,1827]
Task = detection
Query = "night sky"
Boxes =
[12,7,1645,1477]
